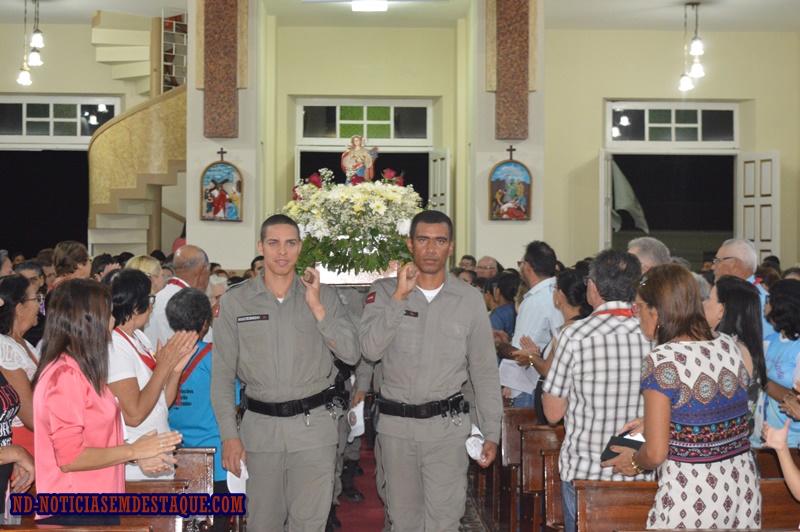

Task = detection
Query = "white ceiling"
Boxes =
[2,0,800,31]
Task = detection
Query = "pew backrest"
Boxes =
[500,407,539,467]
[542,449,563,527]
[520,425,564,493]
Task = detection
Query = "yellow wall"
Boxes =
[271,26,459,214]
[0,23,145,109]
[544,29,799,265]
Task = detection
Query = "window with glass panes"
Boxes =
[0,96,119,147]
[298,100,432,146]
[606,102,737,149]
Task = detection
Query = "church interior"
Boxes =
[0,0,798,271]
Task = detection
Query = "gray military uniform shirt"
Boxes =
[210,274,361,453]
[360,273,502,443]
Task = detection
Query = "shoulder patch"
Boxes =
[214,306,220,318]
[365,292,376,304]
[237,314,269,323]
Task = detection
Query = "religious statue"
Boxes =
[341,135,378,184]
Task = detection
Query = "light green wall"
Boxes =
[0,23,145,109]
[271,25,460,219]
[544,29,799,266]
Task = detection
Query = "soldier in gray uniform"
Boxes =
[210,214,361,532]
[360,210,503,531]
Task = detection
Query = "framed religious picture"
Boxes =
[489,160,532,220]
[200,161,243,222]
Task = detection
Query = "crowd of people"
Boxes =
[1,225,800,531]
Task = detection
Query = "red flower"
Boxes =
[292,185,300,200]
[396,175,404,186]
[350,175,365,186]
[309,172,322,188]
[383,168,396,180]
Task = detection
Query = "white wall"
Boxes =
[0,23,146,109]
[184,0,261,271]
[161,171,186,253]
[470,0,546,269]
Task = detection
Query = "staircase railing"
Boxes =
[88,84,187,249]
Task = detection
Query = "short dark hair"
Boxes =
[117,252,134,267]
[458,270,477,283]
[495,273,521,303]
[589,249,642,303]
[91,254,117,279]
[523,241,557,277]
[783,267,800,280]
[0,275,31,335]
[555,269,592,318]
[14,260,43,278]
[637,264,713,345]
[766,279,800,340]
[251,256,264,270]
[166,288,212,335]
[109,269,151,326]
[150,250,167,263]
[460,255,476,267]
[210,262,221,272]
[260,214,300,241]
[410,210,453,240]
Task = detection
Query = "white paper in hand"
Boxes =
[226,460,248,494]
[466,424,485,462]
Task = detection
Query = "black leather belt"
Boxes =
[377,393,469,419]
[245,386,337,417]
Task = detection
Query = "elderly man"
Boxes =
[144,244,211,346]
[712,238,771,338]
[476,255,502,278]
[542,250,653,532]
[627,236,670,274]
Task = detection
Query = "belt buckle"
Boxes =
[417,404,432,419]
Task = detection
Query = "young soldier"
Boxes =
[211,214,361,532]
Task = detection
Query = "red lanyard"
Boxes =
[175,344,213,406]
[592,308,635,318]
[752,277,763,287]
[167,278,189,288]
[114,328,157,371]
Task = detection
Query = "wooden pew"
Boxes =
[541,449,564,532]
[122,479,189,532]
[496,408,539,532]
[755,447,800,478]
[575,478,800,532]
[174,447,216,530]
[518,425,564,532]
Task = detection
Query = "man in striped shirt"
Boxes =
[542,249,654,532]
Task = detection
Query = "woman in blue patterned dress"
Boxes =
[603,264,760,529]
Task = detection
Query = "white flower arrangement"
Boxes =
[280,168,423,274]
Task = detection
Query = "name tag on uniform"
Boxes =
[403,310,419,318]
[365,292,376,304]
[237,314,269,323]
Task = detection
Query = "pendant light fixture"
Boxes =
[17,0,32,86]
[30,0,44,49]
[678,4,693,92]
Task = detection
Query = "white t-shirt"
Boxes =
[109,329,174,480]
[417,284,443,303]
[0,335,38,428]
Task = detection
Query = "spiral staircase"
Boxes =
[87,11,186,256]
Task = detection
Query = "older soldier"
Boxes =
[211,214,361,532]
[361,210,503,531]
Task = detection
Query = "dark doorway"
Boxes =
[0,150,89,258]
[611,154,734,269]
[299,151,429,203]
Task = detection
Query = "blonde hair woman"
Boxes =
[126,255,165,294]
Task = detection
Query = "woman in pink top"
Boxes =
[32,279,182,526]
